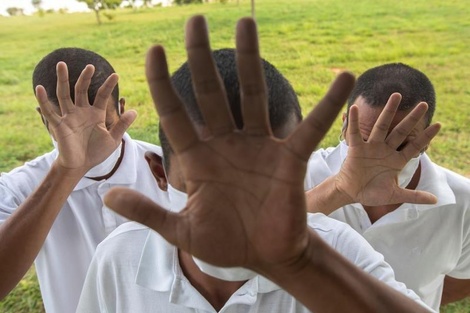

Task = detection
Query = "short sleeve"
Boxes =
[447,206,470,279]
[308,213,433,311]
[0,155,53,224]
[304,148,336,191]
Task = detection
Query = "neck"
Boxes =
[178,250,246,311]
[364,164,421,224]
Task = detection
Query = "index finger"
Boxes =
[367,93,401,142]
[146,45,199,154]
[286,72,355,160]
[56,62,74,114]
[74,64,95,107]
[236,17,270,137]
[185,15,235,136]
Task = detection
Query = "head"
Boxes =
[32,47,124,131]
[342,63,436,143]
[149,48,301,191]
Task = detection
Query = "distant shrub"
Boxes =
[174,0,203,5]
[6,7,24,16]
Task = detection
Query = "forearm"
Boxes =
[306,175,352,215]
[0,162,84,299]
[264,231,432,313]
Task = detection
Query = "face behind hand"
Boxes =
[37,96,123,137]
[345,96,427,153]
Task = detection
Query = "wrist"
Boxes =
[51,161,88,181]
[306,175,353,214]
[331,174,355,206]
[258,230,327,285]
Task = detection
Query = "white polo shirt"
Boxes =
[77,214,431,313]
[304,143,470,311]
[0,133,170,313]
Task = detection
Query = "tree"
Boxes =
[78,0,121,25]
[31,0,42,10]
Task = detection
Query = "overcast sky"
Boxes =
[0,0,89,15]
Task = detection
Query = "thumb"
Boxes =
[109,110,137,141]
[396,188,438,205]
[104,187,180,245]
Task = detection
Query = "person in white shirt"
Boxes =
[304,62,470,311]
[0,48,170,313]
[79,17,435,313]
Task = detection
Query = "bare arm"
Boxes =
[0,63,135,299]
[441,276,470,306]
[104,16,433,312]
[0,163,84,299]
[306,93,440,215]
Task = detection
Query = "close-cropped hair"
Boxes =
[159,48,301,171]
[348,63,436,126]
[32,47,119,114]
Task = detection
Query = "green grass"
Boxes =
[0,0,469,312]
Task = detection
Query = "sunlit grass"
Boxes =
[0,0,469,311]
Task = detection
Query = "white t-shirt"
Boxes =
[0,133,171,313]
[304,143,470,311]
[77,214,431,313]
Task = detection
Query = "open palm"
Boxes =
[105,16,354,274]
[35,62,136,175]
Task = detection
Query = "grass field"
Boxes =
[0,0,469,312]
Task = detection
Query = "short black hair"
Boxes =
[159,48,301,171]
[32,47,119,113]
[347,63,436,126]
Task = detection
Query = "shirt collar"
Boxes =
[135,230,281,295]
[414,153,456,209]
[73,133,138,190]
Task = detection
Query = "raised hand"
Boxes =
[104,16,433,313]
[332,93,441,207]
[35,62,136,176]
[104,15,353,275]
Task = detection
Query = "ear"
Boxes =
[145,151,168,191]
[36,106,49,129]
[119,98,125,115]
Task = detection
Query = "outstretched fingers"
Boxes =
[108,110,137,142]
[287,72,355,160]
[400,122,441,161]
[104,187,184,248]
[386,102,428,149]
[93,73,119,111]
[146,45,199,154]
[236,17,270,136]
[75,64,95,107]
[345,104,363,147]
[55,62,75,115]
[368,93,402,142]
[185,15,235,136]
[35,85,61,128]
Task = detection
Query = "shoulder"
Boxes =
[305,146,341,189]
[0,151,56,198]
[124,133,162,156]
[1,151,55,178]
[441,166,470,193]
[307,213,362,246]
[430,162,470,208]
[94,222,151,262]
[307,213,385,266]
